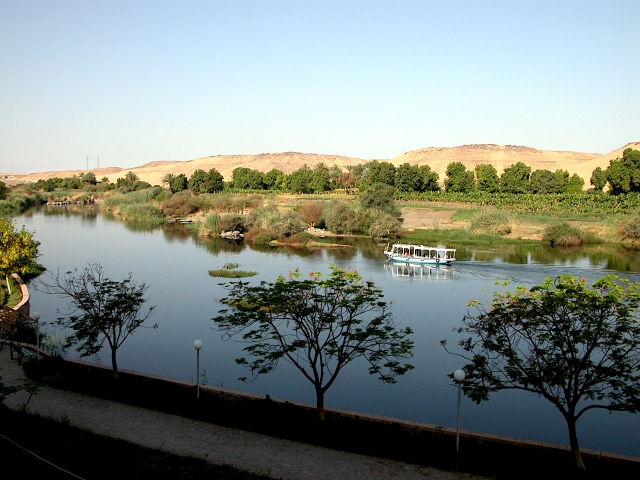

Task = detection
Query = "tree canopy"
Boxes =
[605,148,640,194]
[442,275,640,470]
[444,162,475,193]
[214,266,414,420]
[475,164,499,193]
[499,162,531,193]
[0,217,42,292]
[39,263,156,379]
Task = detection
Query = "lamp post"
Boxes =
[453,369,465,452]
[32,311,41,361]
[193,340,203,399]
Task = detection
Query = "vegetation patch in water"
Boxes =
[209,263,257,278]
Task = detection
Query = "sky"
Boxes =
[1,1,639,173]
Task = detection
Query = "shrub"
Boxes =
[245,204,282,230]
[119,204,164,224]
[470,209,512,235]
[543,222,585,247]
[244,227,267,243]
[218,214,245,233]
[369,213,401,239]
[293,231,314,245]
[618,217,640,241]
[324,201,357,234]
[198,213,220,236]
[161,191,200,216]
[253,232,278,247]
[272,211,304,237]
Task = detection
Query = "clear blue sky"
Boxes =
[1,0,638,173]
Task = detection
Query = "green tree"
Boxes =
[500,162,531,193]
[565,173,584,194]
[264,168,285,190]
[232,168,265,190]
[188,169,209,194]
[0,217,42,293]
[367,161,396,186]
[418,165,440,191]
[287,168,314,194]
[590,167,607,191]
[530,169,564,194]
[360,183,398,216]
[442,275,640,471]
[444,162,475,193]
[161,173,175,189]
[80,172,97,185]
[474,164,499,193]
[214,266,414,421]
[40,263,156,380]
[124,171,139,184]
[170,174,188,193]
[395,163,423,192]
[207,168,224,193]
[309,166,330,193]
[0,181,8,200]
[606,148,640,194]
[324,201,358,234]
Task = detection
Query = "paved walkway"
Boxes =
[1,348,487,480]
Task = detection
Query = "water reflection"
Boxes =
[383,262,455,280]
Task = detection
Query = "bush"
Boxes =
[369,213,401,239]
[324,201,357,234]
[272,211,304,238]
[245,204,282,230]
[253,232,277,247]
[543,222,585,247]
[297,201,325,227]
[244,227,267,243]
[119,204,163,223]
[470,209,512,235]
[617,217,640,241]
[198,213,220,236]
[293,231,314,245]
[161,191,201,216]
[218,214,245,233]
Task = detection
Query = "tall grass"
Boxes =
[470,210,512,235]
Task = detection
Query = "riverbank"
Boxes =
[15,352,640,479]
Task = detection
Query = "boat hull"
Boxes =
[386,255,455,265]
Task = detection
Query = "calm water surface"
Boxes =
[17,207,640,456]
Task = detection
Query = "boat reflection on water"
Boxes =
[383,261,455,279]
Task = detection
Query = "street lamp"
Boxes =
[193,340,203,399]
[454,369,466,452]
[32,311,41,361]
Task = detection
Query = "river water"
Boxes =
[16,206,640,456]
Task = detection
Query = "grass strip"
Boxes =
[0,410,276,480]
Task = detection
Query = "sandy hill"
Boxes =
[391,142,640,187]
[3,152,368,186]
[4,143,639,189]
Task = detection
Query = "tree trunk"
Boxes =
[111,348,119,380]
[567,416,585,470]
[6,275,11,294]
[315,388,325,422]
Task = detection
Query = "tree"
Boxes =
[590,167,607,191]
[367,161,396,186]
[207,168,224,193]
[360,183,398,216]
[324,201,358,234]
[264,168,285,190]
[565,173,584,194]
[188,169,209,194]
[0,217,42,293]
[298,201,325,227]
[170,174,188,193]
[500,162,531,193]
[395,163,423,192]
[418,165,440,191]
[0,181,8,200]
[444,162,475,193]
[605,148,640,194]
[80,172,97,185]
[530,169,564,194]
[475,164,499,193]
[162,173,175,189]
[214,266,414,421]
[39,263,156,379]
[232,168,265,190]
[442,275,640,470]
[124,171,139,184]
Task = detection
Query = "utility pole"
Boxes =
[86,156,89,171]
[97,155,100,169]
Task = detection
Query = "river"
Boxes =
[16,206,640,457]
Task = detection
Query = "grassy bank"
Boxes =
[0,410,273,480]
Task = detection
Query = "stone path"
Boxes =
[1,347,487,480]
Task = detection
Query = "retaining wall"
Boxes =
[25,355,640,480]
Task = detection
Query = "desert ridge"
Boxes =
[4,142,639,189]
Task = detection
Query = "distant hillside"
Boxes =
[5,143,639,189]
[3,152,368,186]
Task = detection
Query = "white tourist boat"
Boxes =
[383,243,456,265]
